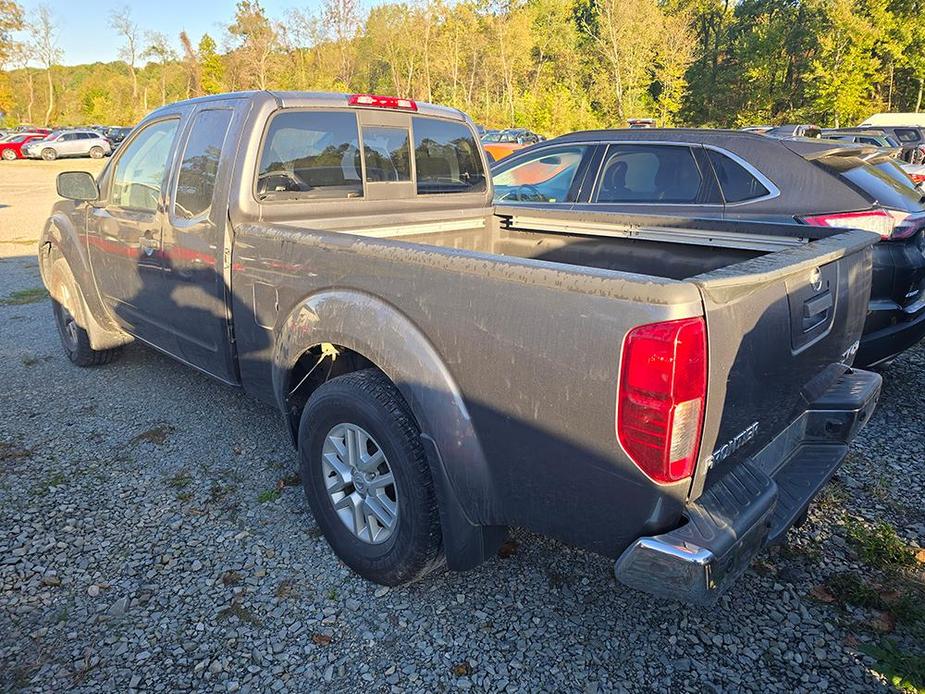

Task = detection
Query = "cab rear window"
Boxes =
[413,117,486,195]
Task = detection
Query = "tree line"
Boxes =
[1,0,924,133]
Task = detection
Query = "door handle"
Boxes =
[139,232,158,257]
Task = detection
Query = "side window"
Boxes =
[492,146,588,203]
[858,137,881,146]
[412,117,486,194]
[707,150,771,203]
[110,119,179,212]
[257,110,362,200]
[894,128,920,143]
[595,145,702,203]
[175,109,233,220]
[362,126,411,182]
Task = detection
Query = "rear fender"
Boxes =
[272,289,504,570]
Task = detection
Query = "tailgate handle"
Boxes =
[802,291,833,330]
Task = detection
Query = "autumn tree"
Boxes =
[28,4,60,126]
[228,0,280,90]
[199,34,225,94]
[112,7,141,105]
[144,31,175,106]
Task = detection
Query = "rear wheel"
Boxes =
[1,149,15,161]
[298,369,443,585]
[41,148,57,161]
[89,146,104,159]
[51,260,120,367]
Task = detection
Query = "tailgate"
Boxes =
[688,229,877,496]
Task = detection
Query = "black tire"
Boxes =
[51,260,120,367]
[298,369,443,585]
[41,148,56,161]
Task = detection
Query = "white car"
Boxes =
[24,130,111,161]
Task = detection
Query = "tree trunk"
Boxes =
[26,71,34,123]
[44,67,54,126]
[917,79,923,113]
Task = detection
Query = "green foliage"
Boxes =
[859,640,925,693]
[845,517,916,571]
[2,0,923,130]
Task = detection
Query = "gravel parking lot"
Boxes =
[1,159,923,693]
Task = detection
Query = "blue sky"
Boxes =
[15,0,381,66]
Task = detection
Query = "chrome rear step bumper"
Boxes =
[614,368,881,605]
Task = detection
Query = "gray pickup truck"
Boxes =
[40,91,882,604]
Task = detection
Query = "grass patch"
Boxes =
[845,518,916,571]
[175,490,193,502]
[0,287,48,306]
[827,572,882,608]
[20,353,38,367]
[860,640,925,693]
[257,488,280,504]
[32,471,66,496]
[167,471,192,489]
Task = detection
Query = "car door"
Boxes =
[158,103,245,383]
[86,117,181,345]
[54,132,78,156]
[570,142,724,219]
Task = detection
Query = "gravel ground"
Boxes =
[1,159,923,693]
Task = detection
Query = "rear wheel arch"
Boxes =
[273,290,506,570]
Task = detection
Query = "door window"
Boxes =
[707,150,771,203]
[174,109,233,219]
[594,145,703,203]
[492,146,588,203]
[110,119,180,212]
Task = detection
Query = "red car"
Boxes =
[0,133,48,160]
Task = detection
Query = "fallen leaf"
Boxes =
[809,584,836,603]
[864,610,896,634]
[915,548,925,565]
[497,539,519,559]
[451,661,472,677]
[311,633,332,646]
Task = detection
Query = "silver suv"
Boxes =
[24,130,111,160]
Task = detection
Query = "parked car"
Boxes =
[23,129,112,160]
[765,124,822,138]
[901,162,925,185]
[490,128,925,367]
[627,118,656,128]
[104,126,132,149]
[481,128,544,161]
[741,125,774,134]
[823,127,919,162]
[41,91,880,604]
[0,132,48,160]
[856,125,925,164]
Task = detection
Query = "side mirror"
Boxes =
[57,171,99,201]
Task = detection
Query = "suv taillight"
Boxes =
[799,209,913,240]
[617,317,707,484]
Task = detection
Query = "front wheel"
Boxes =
[50,260,120,367]
[89,146,104,159]
[1,149,16,161]
[41,148,57,161]
[298,369,443,585]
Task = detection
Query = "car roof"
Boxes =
[547,128,772,146]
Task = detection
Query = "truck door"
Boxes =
[157,103,245,384]
[86,117,181,344]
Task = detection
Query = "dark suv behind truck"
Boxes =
[491,129,925,366]
[41,92,880,604]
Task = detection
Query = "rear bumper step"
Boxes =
[614,368,881,605]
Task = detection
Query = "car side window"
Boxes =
[595,145,703,203]
[110,119,180,213]
[174,109,233,220]
[257,110,362,200]
[492,146,588,203]
[707,150,771,203]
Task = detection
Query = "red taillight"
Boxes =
[617,317,707,484]
[347,94,417,111]
[799,209,911,240]
[909,173,925,184]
